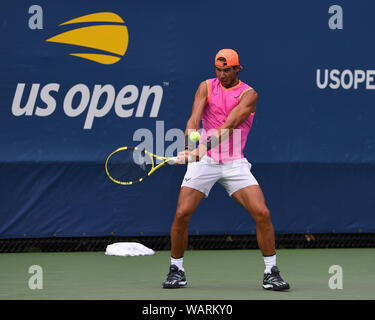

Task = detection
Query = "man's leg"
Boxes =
[170,186,205,258]
[163,186,205,288]
[231,185,275,256]
[231,185,290,291]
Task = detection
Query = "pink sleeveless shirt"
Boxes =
[200,78,255,163]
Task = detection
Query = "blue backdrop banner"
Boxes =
[1,0,375,238]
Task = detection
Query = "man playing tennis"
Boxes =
[162,49,290,291]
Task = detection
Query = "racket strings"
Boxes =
[107,148,153,183]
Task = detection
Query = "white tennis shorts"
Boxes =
[181,155,259,197]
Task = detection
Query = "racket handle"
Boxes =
[167,157,178,165]
[167,155,193,165]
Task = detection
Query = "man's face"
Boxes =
[215,66,239,88]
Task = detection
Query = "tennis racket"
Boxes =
[105,146,192,185]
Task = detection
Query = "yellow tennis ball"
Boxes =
[189,131,200,142]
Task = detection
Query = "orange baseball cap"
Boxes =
[215,49,242,68]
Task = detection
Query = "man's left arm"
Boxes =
[219,88,257,134]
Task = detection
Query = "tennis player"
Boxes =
[162,49,290,291]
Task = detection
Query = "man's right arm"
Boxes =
[176,81,207,164]
[184,81,208,136]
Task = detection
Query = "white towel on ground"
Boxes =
[105,242,155,257]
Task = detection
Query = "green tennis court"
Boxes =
[1,248,374,300]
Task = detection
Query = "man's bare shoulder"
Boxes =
[195,80,208,98]
[241,86,258,103]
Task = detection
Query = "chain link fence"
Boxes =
[0,233,374,253]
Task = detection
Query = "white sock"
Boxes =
[171,257,184,271]
[264,254,276,274]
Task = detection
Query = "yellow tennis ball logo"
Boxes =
[46,12,129,65]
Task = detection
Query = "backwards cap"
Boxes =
[215,49,242,68]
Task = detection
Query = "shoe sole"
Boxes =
[162,281,187,289]
[263,283,290,291]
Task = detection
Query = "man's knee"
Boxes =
[253,207,271,224]
[174,207,193,225]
